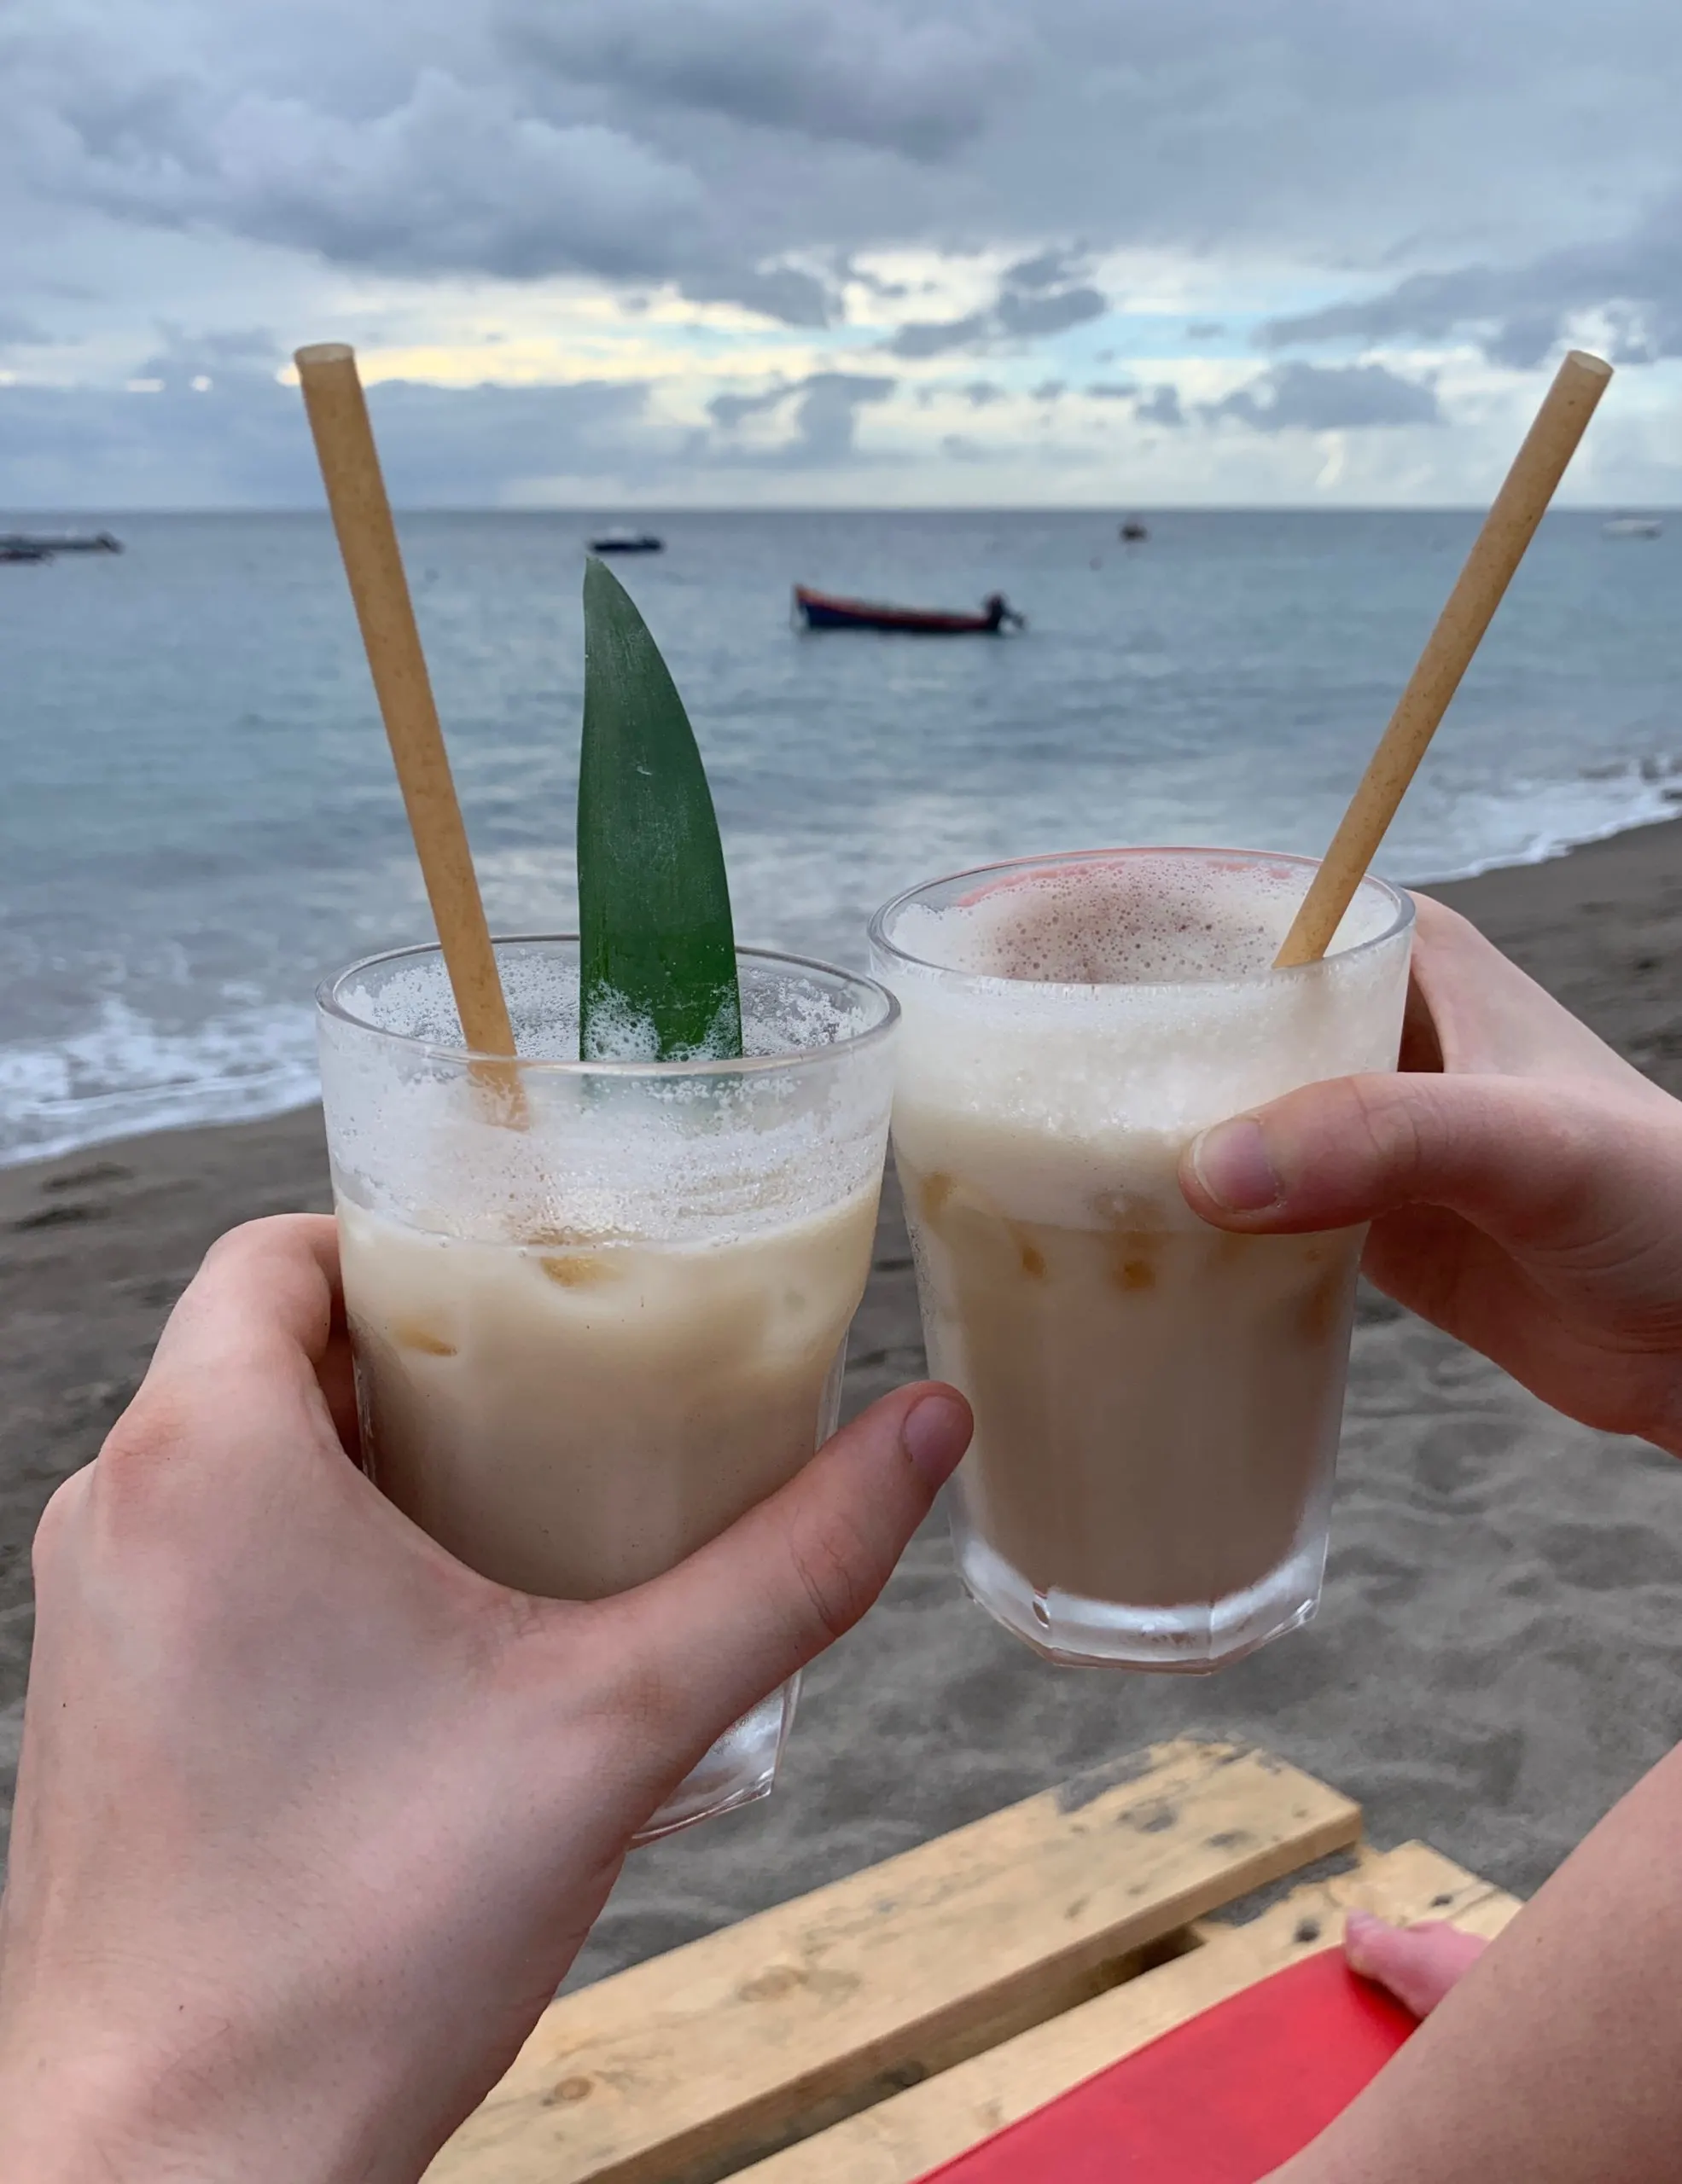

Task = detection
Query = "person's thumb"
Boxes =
[1179,1070,1662,1258]
[591,1382,972,1767]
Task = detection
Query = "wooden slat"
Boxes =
[740,1840,1522,2184]
[427,1740,1359,2184]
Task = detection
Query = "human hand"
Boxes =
[1179,895,1682,1454]
[0,1215,971,2184]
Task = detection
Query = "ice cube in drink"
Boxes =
[340,1192,879,1602]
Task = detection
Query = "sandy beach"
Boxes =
[5,819,1682,1984]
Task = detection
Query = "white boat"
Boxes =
[1601,515,1663,538]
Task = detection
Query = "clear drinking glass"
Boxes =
[317,938,899,1838]
[869,848,1414,1673]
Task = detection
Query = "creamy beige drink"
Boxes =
[317,937,898,1835]
[894,1178,1359,1613]
[870,849,1413,1671]
[340,1193,877,1601]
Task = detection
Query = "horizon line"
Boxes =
[3,502,1675,519]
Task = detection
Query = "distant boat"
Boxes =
[589,532,664,555]
[1602,515,1662,538]
[794,585,1025,635]
[0,530,122,554]
[1120,519,1149,542]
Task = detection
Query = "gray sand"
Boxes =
[5,821,1682,1982]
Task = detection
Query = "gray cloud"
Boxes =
[133,326,286,386]
[1031,378,1066,400]
[962,379,1006,405]
[789,370,895,459]
[3,42,703,282]
[1208,360,1441,431]
[0,307,49,346]
[680,264,840,327]
[840,258,912,299]
[1004,247,1084,293]
[0,370,652,507]
[1135,384,1184,427]
[1085,379,1138,399]
[498,0,1025,160]
[4,0,1682,506]
[994,285,1106,338]
[707,382,792,428]
[1187,320,1225,340]
[9,0,1678,354]
[887,310,995,358]
[887,266,1107,356]
[704,369,896,462]
[1260,195,1682,367]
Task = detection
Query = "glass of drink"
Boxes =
[868,847,1414,1672]
[317,937,898,1838]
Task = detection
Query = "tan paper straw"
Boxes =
[294,342,520,1069]
[1275,348,1613,968]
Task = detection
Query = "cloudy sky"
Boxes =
[4,0,1681,508]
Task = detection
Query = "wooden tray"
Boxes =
[428,1739,1518,2184]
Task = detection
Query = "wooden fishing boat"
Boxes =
[794,584,1025,634]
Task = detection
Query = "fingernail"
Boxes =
[1190,1117,1281,1211]
[902,1392,972,1488]
[1343,1908,1389,1968]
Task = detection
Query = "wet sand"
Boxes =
[5,817,1682,1976]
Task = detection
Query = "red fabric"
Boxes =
[918,1951,1414,2183]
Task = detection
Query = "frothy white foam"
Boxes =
[0,996,320,1169]
[893,855,1396,987]
[336,949,876,1062]
[876,855,1413,1231]
[319,947,893,1246]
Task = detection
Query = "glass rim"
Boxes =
[867,845,1415,993]
[316,934,900,1079]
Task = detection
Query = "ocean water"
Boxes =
[2,508,1678,1165]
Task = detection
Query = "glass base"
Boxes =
[631,1675,801,1844]
[954,1527,1325,1674]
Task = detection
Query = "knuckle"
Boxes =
[789,1511,875,1651]
[88,1386,196,1522]
[30,1467,90,1583]
[1347,1075,1427,1184]
[202,1212,295,1267]
[1304,1073,1430,1207]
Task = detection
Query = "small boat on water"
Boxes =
[0,529,122,554]
[793,585,1025,635]
[1602,514,1662,538]
[1120,519,1149,542]
[589,532,664,555]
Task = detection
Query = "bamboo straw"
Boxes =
[294,343,520,1076]
[1275,349,1613,967]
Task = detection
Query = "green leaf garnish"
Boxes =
[578,557,743,1062]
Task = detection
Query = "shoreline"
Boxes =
[6,812,1682,1968]
[11,801,1682,1176]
